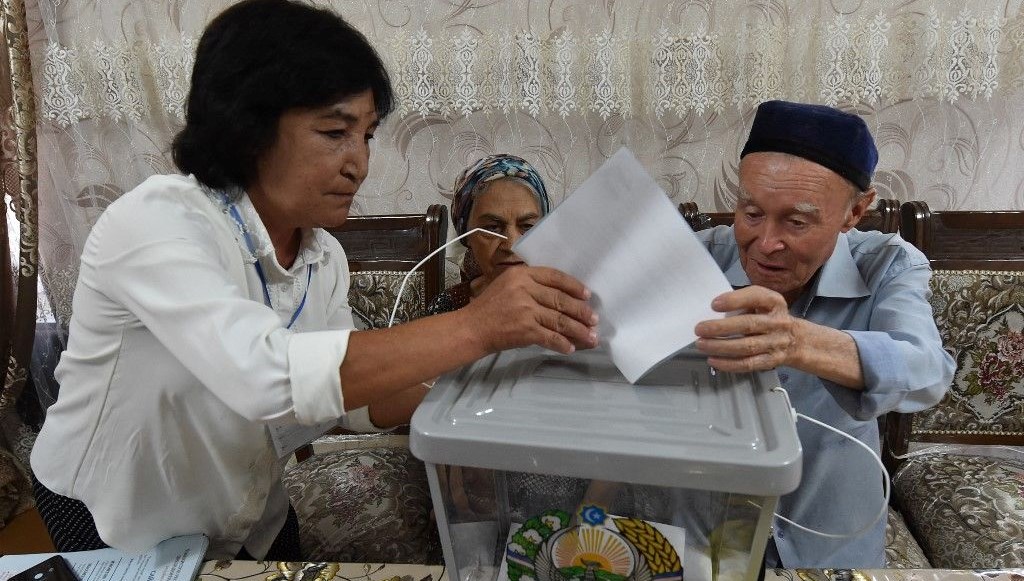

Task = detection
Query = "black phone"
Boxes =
[9,555,79,581]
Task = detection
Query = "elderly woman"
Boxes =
[427,155,608,520]
[29,0,597,561]
[428,154,551,315]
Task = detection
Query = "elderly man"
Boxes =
[693,100,955,568]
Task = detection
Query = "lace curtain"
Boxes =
[38,5,1024,124]
[15,0,1024,336]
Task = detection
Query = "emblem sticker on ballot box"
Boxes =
[503,506,685,581]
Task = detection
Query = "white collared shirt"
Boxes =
[31,174,373,559]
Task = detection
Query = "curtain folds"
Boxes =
[0,0,39,414]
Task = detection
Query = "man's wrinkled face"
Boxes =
[733,152,873,304]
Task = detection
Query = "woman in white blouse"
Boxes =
[29,0,598,561]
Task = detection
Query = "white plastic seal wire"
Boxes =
[387,228,509,391]
[888,443,1024,463]
[763,385,891,540]
[387,228,508,328]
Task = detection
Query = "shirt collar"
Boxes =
[814,232,870,298]
[232,193,274,261]
[721,232,870,299]
[211,188,333,274]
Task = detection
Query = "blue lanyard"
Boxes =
[226,202,312,329]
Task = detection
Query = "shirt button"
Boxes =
[779,372,790,383]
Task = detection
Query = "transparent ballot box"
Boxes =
[410,345,802,581]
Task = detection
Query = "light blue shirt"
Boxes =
[696,226,955,568]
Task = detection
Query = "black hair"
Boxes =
[172,0,393,190]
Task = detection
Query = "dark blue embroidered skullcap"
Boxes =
[740,100,878,191]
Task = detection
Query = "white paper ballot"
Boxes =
[514,147,731,383]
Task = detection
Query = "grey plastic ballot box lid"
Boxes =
[410,345,802,497]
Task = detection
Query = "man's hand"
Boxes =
[463,266,599,355]
[693,285,865,388]
[693,286,798,372]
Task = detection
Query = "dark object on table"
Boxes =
[10,555,78,581]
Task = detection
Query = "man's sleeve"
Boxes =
[842,259,955,420]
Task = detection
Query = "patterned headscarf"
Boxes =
[452,154,551,237]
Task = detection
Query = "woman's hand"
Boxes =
[464,266,599,355]
[340,266,598,411]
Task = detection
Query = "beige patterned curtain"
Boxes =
[0,0,42,523]
[0,0,39,417]
[14,0,1024,353]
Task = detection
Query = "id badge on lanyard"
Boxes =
[267,417,338,458]
[222,193,334,458]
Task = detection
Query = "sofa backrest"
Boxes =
[326,204,449,328]
[883,201,1024,472]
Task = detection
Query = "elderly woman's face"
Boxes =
[249,89,378,230]
[467,179,542,284]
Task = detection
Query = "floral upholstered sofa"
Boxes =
[283,269,443,563]
[883,203,1024,569]
[282,207,449,563]
[283,431,441,563]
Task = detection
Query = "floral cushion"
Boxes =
[348,271,425,329]
[283,439,441,564]
[282,272,433,561]
[884,506,930,569]
[915,270,1024,435]
[892,453,1024,568]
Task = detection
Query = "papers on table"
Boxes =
[0,534,208,581]
[514,147,731,383]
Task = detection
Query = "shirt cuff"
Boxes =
[847,330,902,389]
[287,329,350,425]
[845,330,907,418]
[340,406,390,433]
